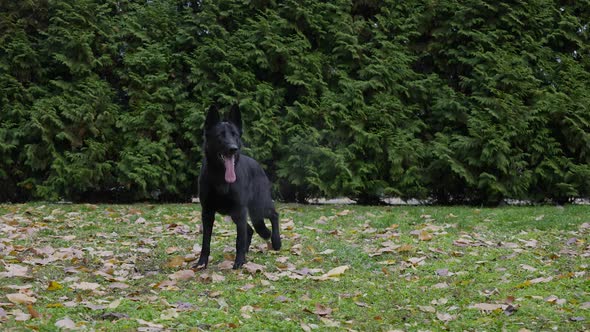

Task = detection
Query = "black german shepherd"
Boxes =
[194,104,281,269]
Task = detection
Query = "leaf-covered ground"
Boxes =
[0,203,588,331]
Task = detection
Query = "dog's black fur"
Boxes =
[194,104,281,269]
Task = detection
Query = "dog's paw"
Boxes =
[192,257,209,270]
[192,263,207,271]
[232,259,246,270]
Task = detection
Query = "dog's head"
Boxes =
[203,104,242,183]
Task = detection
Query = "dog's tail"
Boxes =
[250,207,281,250]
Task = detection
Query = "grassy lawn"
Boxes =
[0,203,588,331]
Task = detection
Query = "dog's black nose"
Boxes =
[228,145,238,154]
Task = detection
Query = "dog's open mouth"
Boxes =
[219,153,237,183]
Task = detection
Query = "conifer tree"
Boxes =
[0,0,588,203]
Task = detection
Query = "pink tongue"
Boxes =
[224,155,236,183]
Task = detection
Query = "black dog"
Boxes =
[194,104,281,269]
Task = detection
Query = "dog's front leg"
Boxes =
[232,208,249,269]
[194,209,215,269]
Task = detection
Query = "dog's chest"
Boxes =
[214,183,231,195]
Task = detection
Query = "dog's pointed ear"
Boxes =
[227,104,242,136]
[204,105,220,130]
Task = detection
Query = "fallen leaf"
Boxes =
[520,239,538,248]
[418,305,436,313]
[160,308,179,320]
[519,264,537,272]
[199,272,213,283]
[471,303,505,312]
[336,209,352,216]
[108,299,122,309]
[431,298,449,305]
[169,269,195,281]
[6,293,36,304]
[153,280,178,289]
[108,282,129,290]
[26,304,41,319]
[419,230,433,241]
[326,265,349,277]
[100,312,129,321]
[281,219,295,230]
[241,305,255,313]
[499,242,520,249]
[433,282,449,289]
[530,276,553,284]
[218,260,234,270]
[320,317,340,327]
[55,317,77,330]
[276,295,292,303]
[239,283,256,292]
[85,303,106,310]
[215,297,228,310]
[165,256,185,268]
[211,272,225,283]
[136,318,164,329]
[165,246,180,254]
[503,304,518,316]
[243,262,265,274]
[436,312,457,322]
[12,309,31,321]
[240,305,253,319]
[313,303,333,316]
[208,291,222,298]
[70,282,101,291]
[544,295,566,305]
[290,244,302,255]
[0,264,30,278]
[264,272,280,281]
[47,281,63,291]
[301,323,314,332]
[397,244,414,252]
[407,257,426,266]
[173,302,195,311]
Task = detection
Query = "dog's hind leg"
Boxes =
[247,224,254,251]
[268,209,282,251]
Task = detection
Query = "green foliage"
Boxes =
[0,0,588,203]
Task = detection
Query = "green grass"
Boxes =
[0,203,588,331]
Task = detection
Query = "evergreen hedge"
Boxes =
[1,0,589,204]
